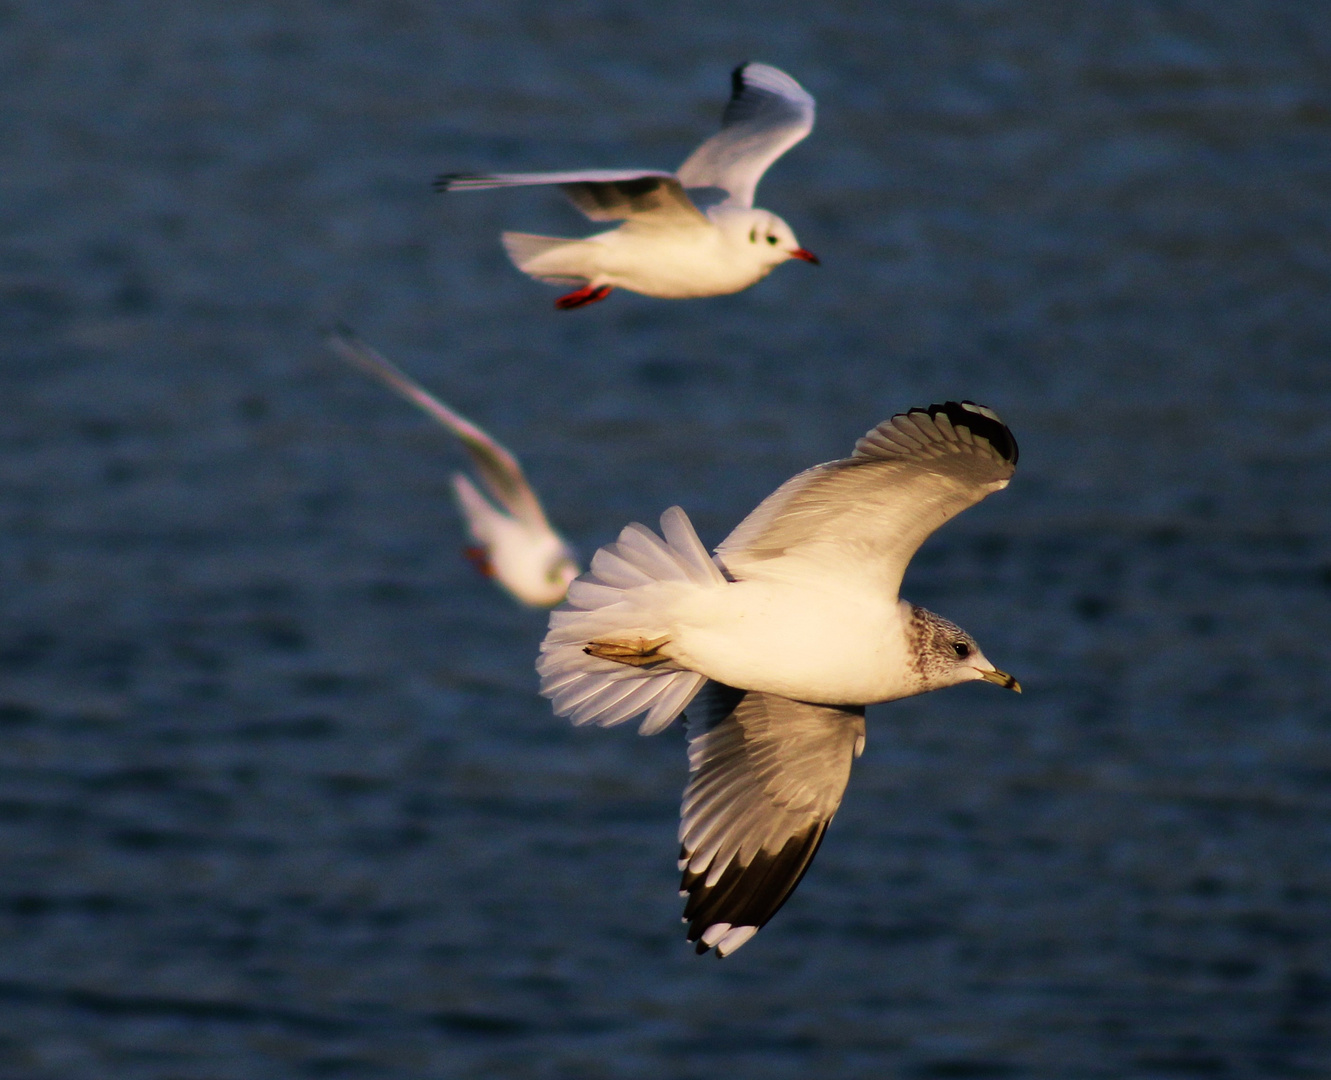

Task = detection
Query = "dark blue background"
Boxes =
[1,2,1329,1076]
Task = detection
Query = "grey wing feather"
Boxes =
[436,169,707,225]
[679,683,864,956]
[715,402,1017,596]
[676,62,815,208]
[327,329,550,528]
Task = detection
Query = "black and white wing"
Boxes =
[715,401,1018,597]
[679,683,865,957]
[327,329,552,530]
[435,170,708,227]
[675,63,816,209]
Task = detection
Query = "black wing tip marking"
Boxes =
[322,320,357,344]
[680,823,828,956]
[922,401,1019,466]
[433,172,480,192]
[730,61,752,96]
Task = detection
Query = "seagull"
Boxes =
[328,329,580,608]
[435,62,819,309]
[537,401,1022,955]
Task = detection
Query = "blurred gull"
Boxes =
[538,402,1022,955]
[435,62,819,309]
[328,329,579,608]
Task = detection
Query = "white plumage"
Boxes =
[538,401,1023,955]
[436,63,820,308]
[328,329,579,608]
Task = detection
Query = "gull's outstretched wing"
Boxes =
[435,170,708,226]
[327,329,551,530]
[676,62,815,209]
[715,402,1017,597]
[679,682,865,957]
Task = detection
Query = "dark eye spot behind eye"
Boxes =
[749,228,757,243]
[952,641,970,659]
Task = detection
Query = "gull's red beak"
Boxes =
[789,248,820,265]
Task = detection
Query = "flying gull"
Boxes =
[328,328,579,607]
[436,62,819,309]
[538,402,1021,954]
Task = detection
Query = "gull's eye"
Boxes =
[749,228,757,243]
[767,234,778,245]
[952,641,971,659]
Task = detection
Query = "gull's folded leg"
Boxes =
[555,284,613,309]
[585,635,672,666]
[463,545,494,578]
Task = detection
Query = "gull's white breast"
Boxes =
[487,517,568,607]
[593,224,772,299]
[661,561,916,705]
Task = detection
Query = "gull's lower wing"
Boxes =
[715,402,1018,597]
[676,62,815,209]
[679,683,865,957]
[435,169,707,226]
[326,329,549,529]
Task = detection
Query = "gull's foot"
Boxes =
[585,635,670,667]
[555,284,613,310]
[463,545,494,579]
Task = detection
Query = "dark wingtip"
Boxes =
[926,401,1018,466]
[320,321,359,351]
[432,172,465,192]
[681,825,826,956]
[730,62,750,97]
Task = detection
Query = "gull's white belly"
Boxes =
[594,227,769,298]
[662,574,914,705]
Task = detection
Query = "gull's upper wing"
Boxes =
[675,62,815,209]
[435,170,708,227]
[715,402,1018,597]
[327,329,551,529]
[679,682,865,957]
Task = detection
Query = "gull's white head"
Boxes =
[715,207,819,273]
[906,605,1021,695]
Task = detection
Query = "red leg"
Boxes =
[463,545,495,579]
[555,284,613,310]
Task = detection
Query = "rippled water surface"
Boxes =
[2,3,1330,1077]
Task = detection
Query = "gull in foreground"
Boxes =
[435,62,819,309]
[538,401,1021,955]
[328,329,579,608]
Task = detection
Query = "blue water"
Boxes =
[1,2,1329,1077]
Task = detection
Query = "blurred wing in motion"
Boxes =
[679,683,865,957]
[435,170,708,227]
[326,327,551,530]
[676,62,816,209]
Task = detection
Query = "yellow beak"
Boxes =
[979,667,1021,693]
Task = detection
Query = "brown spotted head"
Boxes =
[906,605,1020,694]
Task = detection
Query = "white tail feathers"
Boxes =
[539,507,726,735]
[501,232,595,285]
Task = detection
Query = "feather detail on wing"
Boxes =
[676,62,816,209]
[327,328,551,529]
[435,170,707,226]
[715,401,1017,595]
[679,683,864,956]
